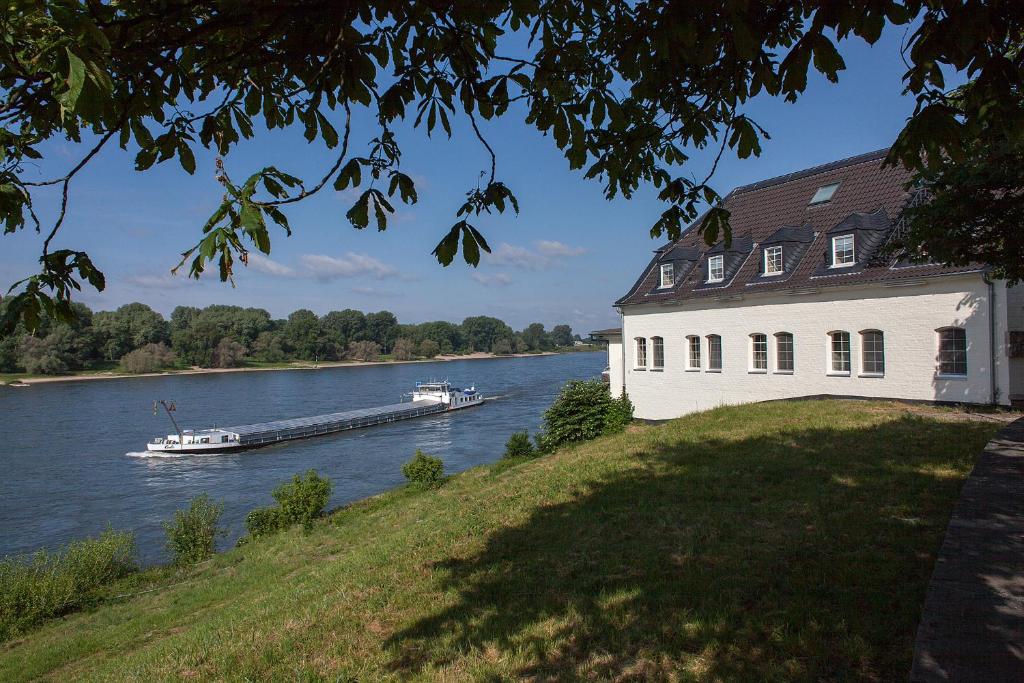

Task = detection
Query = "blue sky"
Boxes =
[2,25,943,333]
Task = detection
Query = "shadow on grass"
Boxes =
[385,415,994,681]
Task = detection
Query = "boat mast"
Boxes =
[154,400,183,442]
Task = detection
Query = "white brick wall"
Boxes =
[617,273,1010,420]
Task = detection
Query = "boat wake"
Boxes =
[125,451,231,459]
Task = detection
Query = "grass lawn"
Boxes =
[0,400,1000,681]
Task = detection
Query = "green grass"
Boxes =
[0,400,998,681]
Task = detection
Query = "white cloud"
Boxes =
[123,273,193,290]
[486,241,587,270]
[536,240,588,257]
[352,286,396,297]
[471,272,513,287]
[246,253,296,277]
[299,253,398,281]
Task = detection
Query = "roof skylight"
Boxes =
[809,182,840,205]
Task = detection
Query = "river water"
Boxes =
[0,352,604,564]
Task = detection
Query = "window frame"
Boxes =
[706,334,722,372]
[634,337,647,370]
[651,336,665,370]
[774,332,794,373]
[763,245,783,276]
[859,329,885,377]
[686,335,701,371]
[831,234,855,267]
[936,327,967,378]
[828,331,851,375]
[707,254,725,283]
[659,263,674,289]
[809,182,840,205]
[749,333,768,373]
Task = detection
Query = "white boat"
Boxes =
[147,428,242,454]
[410,380,485,409]
[145,381,484,454]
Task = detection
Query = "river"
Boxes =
[0,352,605,564]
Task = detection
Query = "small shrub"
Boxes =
[504,431,535,458]
[402,449,444,487]
[243,470,332,539]
[244,506,283,539]
[0,529,136,641]
[273,470,333,529]
[163,494,225,565]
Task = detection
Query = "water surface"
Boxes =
[0,352,604,563]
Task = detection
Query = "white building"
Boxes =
[595,149,1024,421]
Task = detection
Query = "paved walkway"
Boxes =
[911,417,1024,682]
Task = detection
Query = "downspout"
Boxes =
[618,306,626,398]
[984,273,998,405]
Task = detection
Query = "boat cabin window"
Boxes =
[222,435,229,443]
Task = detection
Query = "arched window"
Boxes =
[634,337,647,369]
[775,332,794,372]
[860,330,885,375]
[750,333,768,371]
[937,327,967,376]
[651,336,665,369]
[686,335,701,370]
[829,331,851,374]
[707,334,722,371]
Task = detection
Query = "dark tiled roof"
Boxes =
[616,149,983,306]
[590,328,622,338]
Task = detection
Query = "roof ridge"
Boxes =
[732,148,890,195]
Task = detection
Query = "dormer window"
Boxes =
[763,246,783,275]
[659,263,674,288]
[832,234,855,267]
[707,255,724,283]
[809,182,840,205]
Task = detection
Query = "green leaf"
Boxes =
[334,158,362,191]
[431,223,462,266]
[178,142,196,174]
[346,190,371,229]
[58,49,86,116]
[317,111,339,148]
[461,222,480,265]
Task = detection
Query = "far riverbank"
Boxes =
[2,349,602,386]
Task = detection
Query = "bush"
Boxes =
[120,342,177,374]
[0,529,136,641]
[244,506,283,539]
[504,431,535,458]
[604,392,635,434]
[273,470,333,529]
[536,380,633,452]
[418,339,440,358]
[347,340,381,361]
[211,338,246,368]
[391,338,417,361]
[244,470,332,539]
[163,494,224,565]
[402,449,444,487]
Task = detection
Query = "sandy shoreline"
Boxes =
[6,351,574,386]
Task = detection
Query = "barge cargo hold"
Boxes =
[146,381,483,454]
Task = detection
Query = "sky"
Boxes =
[1,24,947,333]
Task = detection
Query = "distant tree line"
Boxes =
[0,301,582,375]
